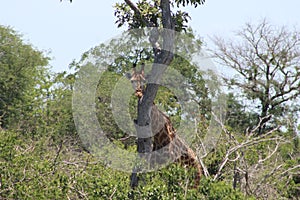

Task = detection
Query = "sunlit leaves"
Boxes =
[115,0,161,29]
[0,25,49,130]
[114,0,206,31]
[175,0,206,8]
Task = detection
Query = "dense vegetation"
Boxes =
[1,1,300,199]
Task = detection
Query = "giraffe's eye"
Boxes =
[131,81,138,89]
[140,81,145,88]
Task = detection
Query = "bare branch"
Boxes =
[254,140,281,170]
[254,164,283,194]
[280,164,300,175]
[198,157,210,177]
[246,115,273,137]
[213,122,282,181]
[212,20,300,134]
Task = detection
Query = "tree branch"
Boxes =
[280,164,300,175]
[124,0,152,27]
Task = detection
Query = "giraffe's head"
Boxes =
[128,63,146,98]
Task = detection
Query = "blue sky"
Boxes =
[1,0,300,72]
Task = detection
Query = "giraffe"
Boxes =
[129,63,203,187]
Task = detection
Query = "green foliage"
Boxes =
[199,178,252,200]
[96,71,128,140]
[0,25,49,131]
[115,0,161,29]
[0,25,78,183]
[0,130,127,199]
[175,0,206,8]
[1,129,249,200]
[45,72,77,138]
[1,23,299,199]
[114,0,206,31]
[225,93,257,132]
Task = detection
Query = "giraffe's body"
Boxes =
[130,64,202,187]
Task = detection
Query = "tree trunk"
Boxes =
[129,0,174,189]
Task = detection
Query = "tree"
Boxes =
[208,20,300,198]
[114,0,206,188]
[212,19,300,134]
[0,25,49,131]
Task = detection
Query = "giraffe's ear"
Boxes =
[140,62,147,82]
[141,63,145,76]
[125,63,136,80]
[132,63,137,73]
